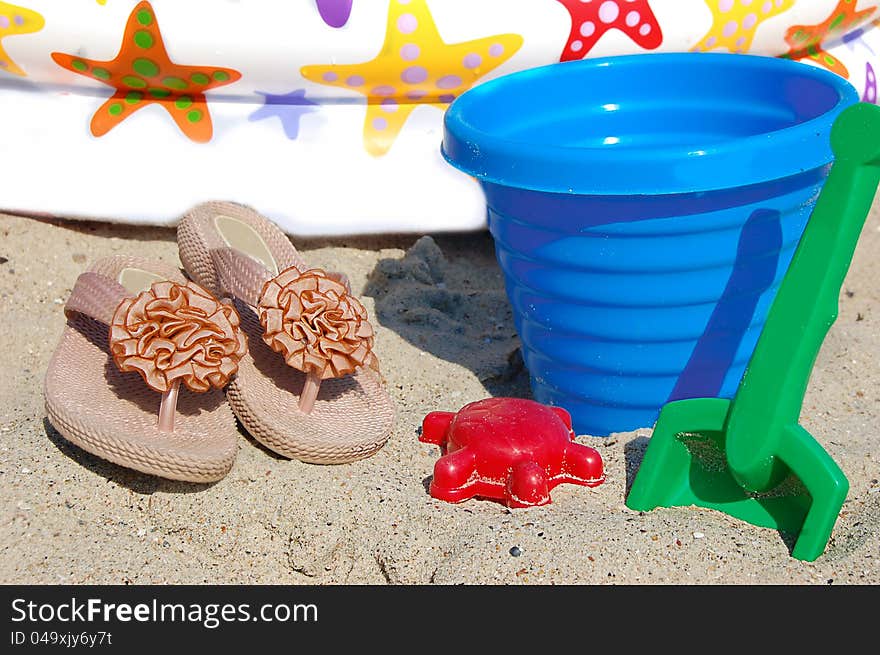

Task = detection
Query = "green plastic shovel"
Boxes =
[626,102,880,561]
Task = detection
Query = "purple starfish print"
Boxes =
[249,89,318,140]
[865,62,877,104]
[842,25,876,55]
[316,0,352,28]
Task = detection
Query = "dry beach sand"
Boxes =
[0,206,878,585]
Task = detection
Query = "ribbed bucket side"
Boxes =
[484,168,828,436]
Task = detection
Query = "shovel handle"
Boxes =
[726,102,880,491]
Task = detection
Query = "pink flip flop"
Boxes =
[177,201,395,464]
[44,256,248,482]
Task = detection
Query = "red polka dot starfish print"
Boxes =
[556,0,663,62]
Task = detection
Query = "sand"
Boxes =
[0,208,878,585]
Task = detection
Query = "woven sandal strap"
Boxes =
[64,271,128,325]
[210,247,277,307]
[210,247,351,305]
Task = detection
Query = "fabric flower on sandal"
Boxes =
[258,267,378,412]
[110,280,248,393]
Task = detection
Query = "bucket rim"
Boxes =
[441,53,859,196]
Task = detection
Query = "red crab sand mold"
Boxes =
[420,398,605,508]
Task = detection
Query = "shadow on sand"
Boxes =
[362,232,532,400]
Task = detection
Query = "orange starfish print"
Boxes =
[783,0,876,78]
[51,1,241,142]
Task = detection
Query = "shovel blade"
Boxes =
[627,399,844,561]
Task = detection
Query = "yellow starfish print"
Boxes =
[692,0,795,53]
[301,0,523,157]
[0,2,44,76]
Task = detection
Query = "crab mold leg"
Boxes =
[429,448,478,502]
[420,411,455,446]
[506,461,551,508]
[562,442,605,485]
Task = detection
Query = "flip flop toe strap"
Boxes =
[64,271,128,326]
[210,247,275,308]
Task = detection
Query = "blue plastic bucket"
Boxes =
[442,53,858,436]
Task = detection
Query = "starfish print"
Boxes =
[783,0,876,78]
[556,0,662,62]
[841,23,876,55]
[692,0,795,54]
[249,89,318,140]
[865,62,877,103]
[0,2,44,76]
[51,1,241,143]
[316,0,352,28]
[301,0,523,157]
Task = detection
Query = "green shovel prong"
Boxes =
[626,102,880,561]
[776,424,850,561]
[626,398,730,512]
